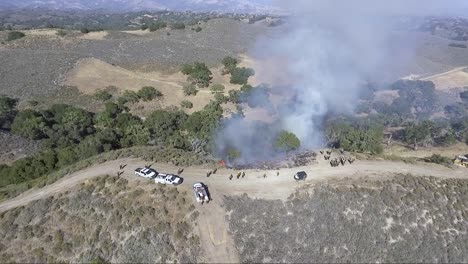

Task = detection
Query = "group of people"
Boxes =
[320,149,355,167]
[329,156,355,167]
[229,171,246,180]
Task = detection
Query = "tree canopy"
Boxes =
[274,131,301,152]
[181,62,212,88]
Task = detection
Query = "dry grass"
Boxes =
[0,176,200,263]
[383,142,468,159]
[224,175,468,263]
[424,67,468,90]
[63,57,237,115]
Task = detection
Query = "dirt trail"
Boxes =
[1,158,466,263]
[420,66,467,80]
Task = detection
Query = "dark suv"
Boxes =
[294,171,307,181]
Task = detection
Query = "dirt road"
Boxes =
[420,66,467,81]
[0,158,466,263]
[2,158,467,213]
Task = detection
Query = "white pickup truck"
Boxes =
[154,173,183,185]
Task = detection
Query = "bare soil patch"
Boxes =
[423,67,468,89]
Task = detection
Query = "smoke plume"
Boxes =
[215,0,466,164]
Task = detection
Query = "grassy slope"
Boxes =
[225,174,468,263]
[0,176,200,263]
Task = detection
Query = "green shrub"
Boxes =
[226,147,241,162]
[193,26,202,32]
[424,154,452,166]
[214,93,228,103]
[149,21,167,32]
[230,67,255,85]
[210,84,225,94]
[180,100,193,109]
[181,62,212,88]
[171,22,186,30]
[140,24,148,30]
[183,83,198,96]
[274,131,300,152]
[11,110,47,140]
[221,56,238,74]
[118,90,140,105]
[7,31,25,41]
[93,89,112,102]
[80,28,90,34]
[56,30,67,37]
[137,86,162,101]
[0,95,17,114]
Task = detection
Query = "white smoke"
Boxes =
[215,0,467,163]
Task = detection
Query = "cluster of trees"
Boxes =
[221,56,255,85]
[147,20,167,32]
[371,80,437,119]
[94,86,162,105]
[181,63,212,88]
[325,121,384,154]
[402,120,463,149]
[0,95,223,188]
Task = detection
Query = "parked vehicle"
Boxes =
[294,171,307,181]
[134,167,157,178]
[454,155,468,168]
[193,182,210,203]
[154,173,183,185]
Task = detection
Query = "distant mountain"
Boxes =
[0,0,280,13]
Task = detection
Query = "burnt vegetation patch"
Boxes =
[225,175,468,263]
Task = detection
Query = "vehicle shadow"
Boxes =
[204,183,212,203]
